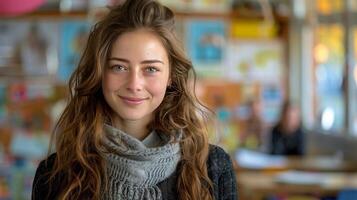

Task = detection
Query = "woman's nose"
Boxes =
[126,70,143,92]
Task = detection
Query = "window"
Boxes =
[299,0,357,136]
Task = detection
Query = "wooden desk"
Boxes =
[284,157,357,172]
[234,149,357,172]
[236,171,357,200]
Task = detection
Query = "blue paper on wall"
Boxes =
[186,20,226,77]
[10,132,49,160]
[187,20,226,64]
[59,20,90,82]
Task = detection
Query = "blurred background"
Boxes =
[1,0,357,199]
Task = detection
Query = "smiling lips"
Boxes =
[119,95,148,105]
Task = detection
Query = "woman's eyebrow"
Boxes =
[109,57,164,64]
[108,57,129,63]
[141,60,164,64]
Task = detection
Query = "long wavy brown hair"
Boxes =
[49,0,213,199]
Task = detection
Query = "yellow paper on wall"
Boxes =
[231,20,277,38]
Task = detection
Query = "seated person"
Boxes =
[269,101,304,156]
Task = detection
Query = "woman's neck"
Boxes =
[112,118,150,141]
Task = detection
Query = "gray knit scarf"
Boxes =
[102,124,181,200]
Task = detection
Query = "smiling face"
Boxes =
[102,29,170,129]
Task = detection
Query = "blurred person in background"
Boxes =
[31,0,237,200]
[269,100,305,156]
[241,99,266,150]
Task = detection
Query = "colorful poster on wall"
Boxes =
[0,21,26,75]
[231,20,278,39]
[186,19,226,78]
[199,80,242,152]
[8,83,27,103]
[59,20,90,82]
[0,20,59,76]
[20,22,59,76]
[225,39,284,82]
[260,84,283,123]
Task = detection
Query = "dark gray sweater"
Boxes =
[32,145,238,200]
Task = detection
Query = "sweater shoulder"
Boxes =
[38,153,57,171]
[35,153,57,179]
[207,144,234,174]
[32,153,57,200]
[207,145,238,200]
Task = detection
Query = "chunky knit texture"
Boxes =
[32,145,238,200]
[102,124,181,200]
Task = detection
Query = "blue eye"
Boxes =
[145,66,159,73]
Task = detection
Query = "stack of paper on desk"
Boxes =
[235,149,287,169]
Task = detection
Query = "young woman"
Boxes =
[31,0,238,199]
